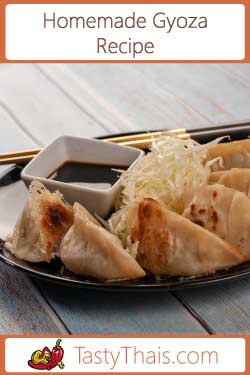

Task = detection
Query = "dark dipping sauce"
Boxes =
[48,161,128,190]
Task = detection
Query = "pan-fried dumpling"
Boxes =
[128,198,244,276]
[183,184,250,259]
[209,168,250,197]
[208,139,250,171]
[10,180,74,262]
[60,202,146,281]
[208,171,224,184]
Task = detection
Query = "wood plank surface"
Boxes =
[175,278,250,334]
[36,282,207,334]
[0,64,110,146]
[0,267,67,334]
[0,102,37,152]
[67,64,208,130]
[35,64,135,133]
[0,103,67,333]
[132,64,250,124]
[1,63,250,334]
[220,64,250,85]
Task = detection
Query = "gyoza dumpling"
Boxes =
[208,171,224,184]
[60,202,146,281]
[183,184,250,259]
[208,139,250,171]
[128,198,244,276]
[10,180,74,262]
[209,168,250,197]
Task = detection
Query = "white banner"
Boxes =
[5,4,245,61]
[5,337,245,373]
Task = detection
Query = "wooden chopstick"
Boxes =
[118,133,189,149]
[103,128,186,143]
[0,149,41,165]
[0,154,39,165]
[0,129,186,165]
[0,148,41,157]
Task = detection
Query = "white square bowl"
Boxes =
[21,136,144,217]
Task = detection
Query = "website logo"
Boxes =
[28,339,64,371]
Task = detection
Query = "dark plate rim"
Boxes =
[2,248,250,291]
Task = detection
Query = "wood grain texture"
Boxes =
[220,64,250,85]
[36,282,207,334]
[0,267,67,334]
[0,102,36,153]
[35,64,134,133]
[0,64,109,146]
[0,117,67,334]
[132,64,250,125]
[67,64,209,131]
[175,278,250,334]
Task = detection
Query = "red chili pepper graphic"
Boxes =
[46,339,64,370]
[28,361,48,370]
[52,339,64,362]
[28,339,64,371]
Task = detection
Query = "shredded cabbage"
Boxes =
[108,133,227,245]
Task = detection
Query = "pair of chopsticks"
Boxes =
[0,128,187,165]
[1,120,250,166]
[0,148,41,165]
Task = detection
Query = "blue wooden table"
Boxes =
[1,63,250,334]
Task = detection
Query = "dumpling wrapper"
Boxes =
[208,171,224,184]
[183,184,250,259]
[208,139,250,171]
[128,198,245,276]
[60,202,146,281]
[10,180,74,262]
[209,168,250,197]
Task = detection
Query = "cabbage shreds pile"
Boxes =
[108,134,225,246]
